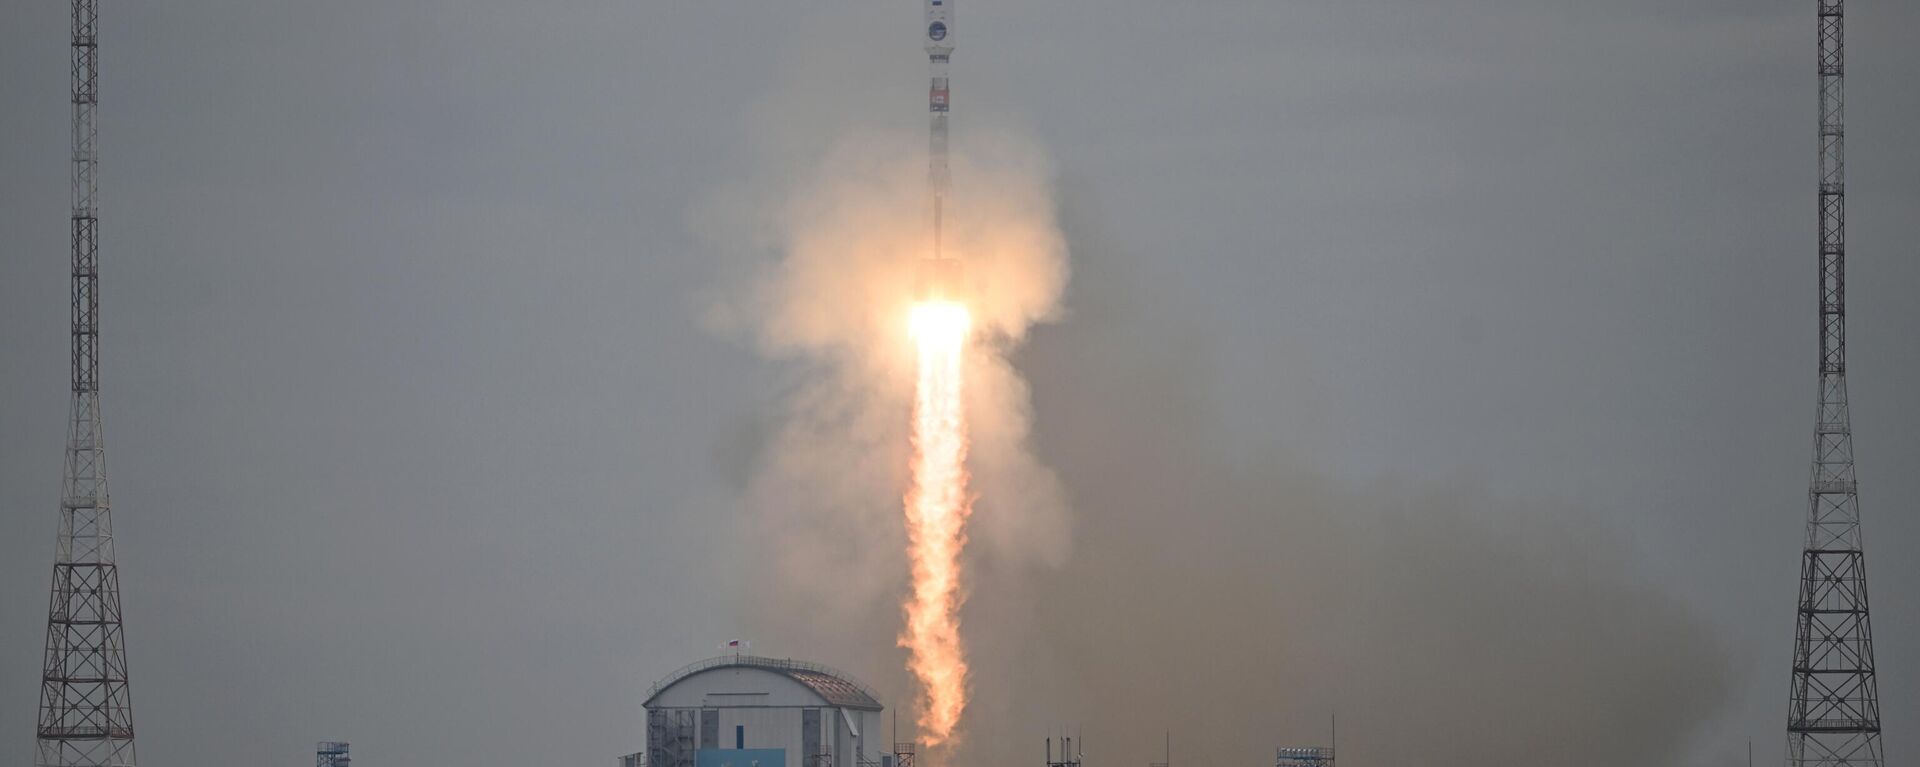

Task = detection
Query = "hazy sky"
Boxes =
[2,2,1918,767]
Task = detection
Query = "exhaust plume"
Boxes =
[699,14,1728,763]
[711,197,1734,766]
[903,301,974,745]
[703,124,1072,750]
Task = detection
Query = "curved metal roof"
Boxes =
[644,655,883,712]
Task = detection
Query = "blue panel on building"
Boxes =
[697,749,785,767]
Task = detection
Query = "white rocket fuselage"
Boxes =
[924,0,954,268]
[926,0,952,189]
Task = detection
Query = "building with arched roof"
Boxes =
[642,656,887,767]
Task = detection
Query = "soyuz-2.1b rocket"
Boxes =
[917,0,962,301]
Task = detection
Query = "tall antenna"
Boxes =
[35,1,138,766]
[1786,2,1883,767]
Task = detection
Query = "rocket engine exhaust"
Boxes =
[902,299,972,747]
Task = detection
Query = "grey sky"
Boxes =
[2,2,1917,767]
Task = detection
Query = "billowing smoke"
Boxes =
[898,214,1733,767]
[709,150,1731,767]
[701,11,1731,765]
[701,122,1075,750]
[707,177,1731,765]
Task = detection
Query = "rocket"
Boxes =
[917,0,962,301]
[925,0,953,190]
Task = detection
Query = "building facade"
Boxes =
[643,656,885,767]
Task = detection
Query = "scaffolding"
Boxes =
[648,709,696,767]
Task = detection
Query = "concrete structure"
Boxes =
[643,656,885,767]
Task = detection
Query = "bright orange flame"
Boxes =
[902,300,972,747]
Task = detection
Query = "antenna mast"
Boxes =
[1785,2,1883,767]
[35,1,138,765]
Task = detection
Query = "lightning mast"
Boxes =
[35,1,139,766]
[1785,2,1883,766]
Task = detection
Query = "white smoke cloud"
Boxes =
[695,10,1730,765]
[698,116,1076,744]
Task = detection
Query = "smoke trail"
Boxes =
[903,301,973,745]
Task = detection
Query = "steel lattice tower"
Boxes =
[1786,2,1882,766]
[317,742,351,767]
[35,1,138,766]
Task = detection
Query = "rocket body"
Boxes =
[919,0,960,299]
[925,0,953,198]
